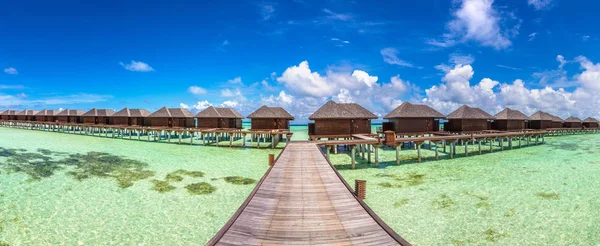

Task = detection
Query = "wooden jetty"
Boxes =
[0,120,290,149]
[208,142,410,246]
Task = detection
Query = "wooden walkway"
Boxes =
[208,142,409,245]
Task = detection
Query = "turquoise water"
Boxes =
[332,134,600,245]
[0,127,280,245]
[2,125,597,245]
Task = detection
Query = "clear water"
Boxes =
[0,127,280,245]
[2,124,596,245]
[331,134,600,245]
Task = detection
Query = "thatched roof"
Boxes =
[550,115,564,122]
[56,109,85,116]
[112,108,151,117]
[195,106,244,119]
[247,105,294,120]
[82,108,115,117]
[0,110,18,115]
[35,109,60,116]
[383,102,445,119]
[309,101,377,120]
[583,117,599,123]
[528,111,553,121]
[564,116,582,123]
[446,105,494,120]
[494,108,528,120]
[16,110,39,116]
[148,107,194,118]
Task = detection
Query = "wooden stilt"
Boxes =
[417,143,422,163]
[351,146,356,169]
[396,144,401,165]
[374,145,379,167]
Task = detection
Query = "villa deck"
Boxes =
[208,141,409,245]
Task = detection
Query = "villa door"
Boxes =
[168,118,173,128]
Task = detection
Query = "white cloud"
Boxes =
[276,61,334,97]
[557,55,567,68]
[322,9,352,21]
[119,61,154,72]
[496,64,521,70]
[527,0,553,10]
[221,88,243,97]
[180,100,213,111]
[351,70,378,87]
[528,32,537,41]
[222,40,229,46]
[449,53,475,65]
[582,35,590,41]
[260,4,275,20]
[3,67,18,75]
[180,103,190,109]
[187,86,207,95]
[380,48,415,68]
[574,56,600,91]
[220,100,238,108]
[227,76,242,84]
[429,0,520,50]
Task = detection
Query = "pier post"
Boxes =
[489,139,493,153]
[361,144,365,160]
[519,137,521,147]
[435,142,439,160]
[535,135,538,145]
[351,146,356,169]
[417,143,421,163]
[500,138,504,151]
[243,134,246,147]
[355,180,366,200]
[230,133,233,147]
[268,154,274,166]
[478,139,482,154]
[443,140,446,153]
[374,145,379,167]
[326,146,331,161]
[450,142,454,159]
[367,145,371,164]
[509,138,512,149]
[396,144,401,165]
[464,140,468,157]
[542,135,545,144]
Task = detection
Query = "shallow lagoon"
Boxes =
[332,134,600,245]
[0,127,279,245]
[1,126,599,245]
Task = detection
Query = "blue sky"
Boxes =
[2,0,600,122]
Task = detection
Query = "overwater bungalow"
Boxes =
[308,100,377,136]
[147,107,195,128]
[550,115,564,128]
[528,111,553,129]
[34,109,60,122]
[195,106,243,129]
[16,110,39,121]
[583,117,599,128]
[563,116,583,128]
[56,109,85,124]
[247,105,294,130]
[0,110,18,120]
[491,108,528,131]
[111,108,151,126]
[445,105,494,132]
[82,108,115,125]
[382,102,445,133]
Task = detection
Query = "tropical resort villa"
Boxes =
[491,108,528,131]
[564,116,583,128]
[246,105,294,130]
[35,109,60,122]
[147,107,195,128]
[551,114,564,128]
[583,117,599,128]
[82,108,115,125]
[16,110,39,121]
[110,108,151,126]
[0,110,18,121]
[528,111,554,129]
[308,100,377,137]
[195,106,243,129]
[382,102,445,133]
[444,105,494,132]
[56,109,85,124]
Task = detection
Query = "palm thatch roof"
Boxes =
[564,116,582,123]
[493,108,528,120]
[195,106,244,119]
[247,105,294,120]
[112,108,151,117]
[56,109,85,116]
[148,107,194,118]
[35,109,60,116]
[0,110,18,115]
[446,105,494,120]
[16,110,39,116]
[550,115,564,122]
[583,117,599,123]
[82,108,115,117]
[528,111,553,121]
[383,102,445,119]
[309,101,377,120]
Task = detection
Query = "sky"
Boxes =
[2,0,600,123]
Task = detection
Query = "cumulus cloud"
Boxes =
[428,0,520,50]
[527,0,553,10]
[180,100,213,112]
[380,48,415,68]
[227,77,242,84]
[260,4,275,20]
[187,86,207,95]
[119,61,154,72]
[528,32,537,41]
[3,67,18,75]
